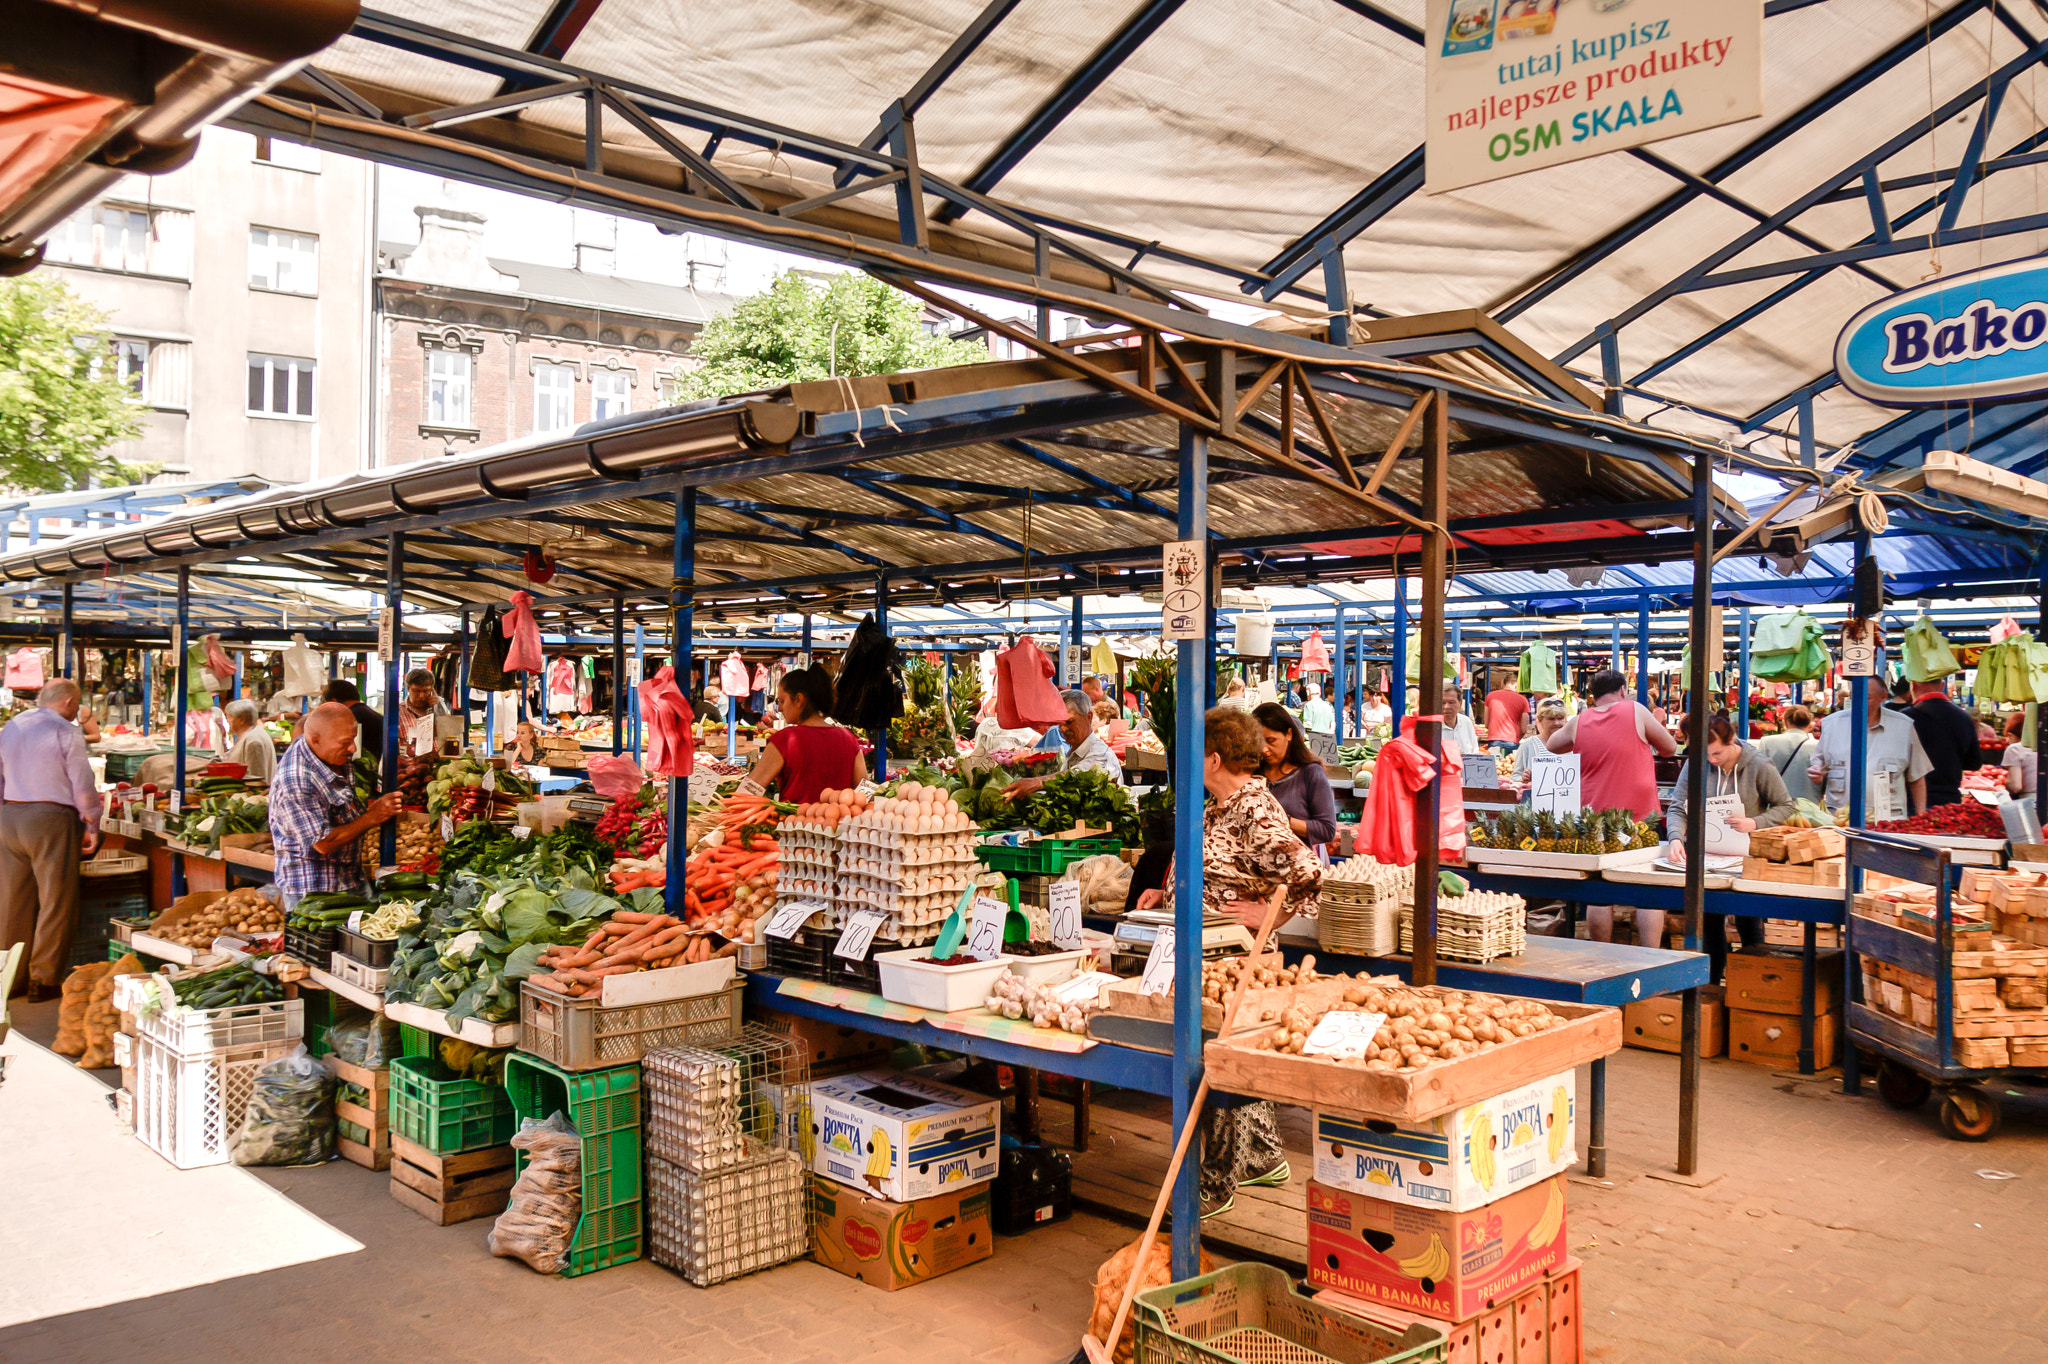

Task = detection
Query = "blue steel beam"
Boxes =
[843,475,1029,553]
[1002,438,1179,523]
[938,0,1186,220]
[837,0,1024,186]
[1496,0,1995,326]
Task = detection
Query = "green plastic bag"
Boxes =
[1517,641,1558,693]
[1901,616,1959,682]
[1404,631,1455,683]
[1750,611,1830,682]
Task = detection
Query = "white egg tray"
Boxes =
[776,823,843,848]
[833,886,967,917]
[777,876,838,903]
[835,846,981,873]
[838,826,978,852]
[779,851,838,875]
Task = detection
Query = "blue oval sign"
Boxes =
[1834,256,2048,407]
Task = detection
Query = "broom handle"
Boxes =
[1101,885,1291,1355]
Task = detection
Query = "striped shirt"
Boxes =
[267,738,365,896]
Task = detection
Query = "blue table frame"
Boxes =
[1282,935,1708,1178]
[1461,868,1844,1078]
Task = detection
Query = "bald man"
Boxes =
[268,702,402,910]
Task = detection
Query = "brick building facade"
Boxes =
[375,197,732,465]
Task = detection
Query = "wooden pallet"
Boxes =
[388,1135,515,1226]
[330,1057,392,1171]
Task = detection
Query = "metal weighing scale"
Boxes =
[1109,910,1255,977]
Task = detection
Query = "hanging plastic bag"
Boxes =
[1991,614,2025,644]
[1403,631,1455,683]
[1516,640,1558,694]
[502,591,545,674]
[202,634,235,692]
[233,1045,336,1166]
[1901,616,1959,682]
[281,634,325,698]
[489,1114,583,1274]
[1300,627,1331,674]
[586,753,646,798]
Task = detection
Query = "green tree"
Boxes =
[0,276,144,492]
[670,271,990,399]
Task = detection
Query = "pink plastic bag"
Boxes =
[586,754,645,798]
[503,591,544,673]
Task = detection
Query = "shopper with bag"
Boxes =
[0,680,101,1001]
[1754,705,1821,803]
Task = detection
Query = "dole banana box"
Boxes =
[808,1175,994,1291]
[810,1069,1001,1202]
[1306,1174,1568,1320]
[1312,1071,1575,1212]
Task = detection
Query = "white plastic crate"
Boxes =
[134,994,303,1057]
[324,952,388,995]
[130,1033,291,1168]
[647,1149,809,1286]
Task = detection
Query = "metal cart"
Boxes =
[1842,831,2048,1141]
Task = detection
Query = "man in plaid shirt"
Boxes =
[269,703,403,905]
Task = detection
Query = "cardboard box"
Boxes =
[1305,1175,1568,1320]
[808,1176,992,1291]
[1728,1007,1837,1068]
[130,889,233,966]
[218,831,275,871]
[1312,1071,1576,1212]
[810,1069,1000,1202]
[1723,947,1840,1016]
[1622,990,1726,1058]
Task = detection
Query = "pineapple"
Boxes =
[1602,811,1627,855]
[1533,812,1559,853]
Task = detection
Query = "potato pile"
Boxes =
[1201,953,1321,1002]
[1256,984,1565,1070]
[396,818,444,865]
[152,888,283,947]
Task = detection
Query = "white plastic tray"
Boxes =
[1462,844,1661,872]
[874,948,1013,1012]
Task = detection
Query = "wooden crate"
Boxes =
[389,1135,515,1225]
[1782,827,1845,865]
[1762,920,1841,949]
[1746,828,1793,862]
[330,1056,391,1172]
[1203,999,1621,1124]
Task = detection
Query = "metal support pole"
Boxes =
[874,575,891,779]
[231,651,243,702]
[1169,422,1208,1279]
[666,492,695,915]
[801,612,814,667]
[1637,600,1651,706]
[612,595,625,755]
[140,648,151,734]
[1413,400,1449,989]
[382,533,403,867]
[632,618,645,763]
[457,609,472,743]
[1070,593,1083,687]
[1609,620,1621,672]
[1738,607,1752,736]
[1334,605,1347,740]
[1392,582,1408,728]
[1841,521,1873,1096]
[1678,434,1712,1178]
[171,569,190,897]
[59,582,73,679]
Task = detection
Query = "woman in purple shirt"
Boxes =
[1251,703,1337,856]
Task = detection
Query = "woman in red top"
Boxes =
[746,668,866,803]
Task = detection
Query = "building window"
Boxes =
[44,203,191,277]
[112,338,147,398]
[591,368,631,421]
[247,353,315,419]
[427,349,473,428]
[249,227,318,295]
[253,135,321,172]
[534,361,575,434]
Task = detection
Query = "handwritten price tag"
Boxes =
[738,776,766,799]
[1139,926,1176,997]
[1048,880,1084,950]
[440,815,455,841]
[1301,1010,1386,1059]
[1527,751,1581,817]
[764,899,826,940]
[964,895,1010,961]
[834,908,887,960]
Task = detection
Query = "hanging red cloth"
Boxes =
[637,665,694,778]
[1352,718,1465,865]
[1300,627,1331,674]
[994,637,1066,729]
[503,591,544,673]
[203,633,235,686]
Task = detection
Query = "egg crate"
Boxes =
[832,886,965,917]
[643,1024,810,1173]
[648,1149,810,1287]
[1318,878,1404,957]
[837,840,981,867]
[838,827,979,852]
[1397,899,1526,964]
[835,847,982,874]
[838,869,977,898]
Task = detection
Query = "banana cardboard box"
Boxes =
[808,1175,993,1291]
[1305,1173,1568,1320]
[810,1070,1001,1202]
[1311,1071,1575,1212]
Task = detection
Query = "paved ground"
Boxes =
[5,994,2047,1363]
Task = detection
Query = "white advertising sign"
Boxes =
[1527,750,1582,816]
[1424,0,1763,193]
[1160,540,1208,642]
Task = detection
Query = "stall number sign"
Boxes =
[1066,643,1085,684]
[1139,926,1176,997]
[965,895,1011,961]
[834,908,887,961]
[1527,751,1582,816]
[1840,622,1879,679]
[377,608,397,662]
[765,899,826,940]
[1048,880,1084,950]
[1161,539,1208,641]
[1302,1010,1386,1060]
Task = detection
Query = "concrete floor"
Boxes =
[4,996,2046,1363]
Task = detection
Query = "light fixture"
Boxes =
[1924,449,2048,519]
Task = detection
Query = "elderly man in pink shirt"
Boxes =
[0,679,103,1000]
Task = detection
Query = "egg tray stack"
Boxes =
[833,807,982,944]
[1398,890,1527,964]
[1318,857,1412,957]
[773,815,842,908]
[644,1024,812,1287]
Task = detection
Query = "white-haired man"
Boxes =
[1004,689,1124,799]
[222,697,277,781]
[0,680,102,1000]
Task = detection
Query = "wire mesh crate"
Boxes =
[643,1023,810,1173]
[647,1149,810,1286]
[130,1032,292,1169]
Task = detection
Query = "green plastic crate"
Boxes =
[389,1055,515,1153]
[399,1023,435,1058]
[975,837,1121,875]
[1135,1263,1447,1364]
[504,1053,644,1261]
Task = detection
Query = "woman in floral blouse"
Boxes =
[1137,706,1322,1214]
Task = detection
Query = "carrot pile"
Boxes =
[608,855,665,893]
[716,789,792,831]
[525,911,724,997]
[683,829,778,941]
